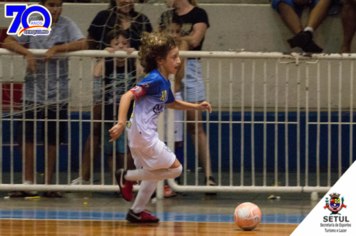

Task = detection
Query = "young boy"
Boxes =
[72,29,136,185]
[109,32,211,223]
[3,0,85,197]
[160,13,189,197]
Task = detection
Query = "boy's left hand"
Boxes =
[43,46,57,62]
[198,101,212,113]
[109,123,125,142]
[125,48,135,54]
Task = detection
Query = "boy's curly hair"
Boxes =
[139,32,177,74]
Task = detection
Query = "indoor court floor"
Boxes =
[0,191,316,235]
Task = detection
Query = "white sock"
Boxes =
[125,165,182,182]
[131,180,157,214]
[304,27,314,33]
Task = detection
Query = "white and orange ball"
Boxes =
[233,202,261,231]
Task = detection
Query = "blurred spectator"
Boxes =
[341,0,356,53]
[72,0,152,185]
[161,0,216,190]
[271,0,333,53]
[3,0,85,197]
[91,29,136,184]
[160,13,189,197]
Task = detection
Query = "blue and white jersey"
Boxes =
[127,69,175,148]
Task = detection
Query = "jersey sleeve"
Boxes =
[165,88,175,104]
[136,74,161,95]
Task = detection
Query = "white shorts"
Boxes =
[164,92,183,142]
[130,139,176,170]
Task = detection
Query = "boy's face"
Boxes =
[116,0,135,14]
[42,0,62,24]
[110,35,129,51]
[165,23,181,42]
[160,47,180,75]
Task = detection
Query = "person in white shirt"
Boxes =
[3,0,85,198]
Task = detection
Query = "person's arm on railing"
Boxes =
[3,36,86,72]
[43,38,86,62]
[3,35,30,56]
[3,35,37,73]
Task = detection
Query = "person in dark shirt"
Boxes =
[161,0,216,190]
[91,29,136,180]
[72,0,152,185]
[87,0,152,51]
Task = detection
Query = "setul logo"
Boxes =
[321,193,351,233]
[324,193,347,215]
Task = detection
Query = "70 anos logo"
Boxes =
[5,4,52,36]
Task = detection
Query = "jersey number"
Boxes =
[160,90,167,101]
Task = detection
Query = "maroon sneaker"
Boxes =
[126,209,159,223]
[115,169,133,201]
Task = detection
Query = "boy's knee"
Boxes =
[187,126,195,135]
[272,0,293,13]
[176,165,183,176]
[187,123,203,135]
[171,165,182,178]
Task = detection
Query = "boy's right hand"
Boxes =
[25,52,37,73]
[104,47,115,53]
[109,123,125,142]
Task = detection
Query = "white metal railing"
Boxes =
[0,49,355,199]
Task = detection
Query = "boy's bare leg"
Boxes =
[81,130,101,181]
[278,2,303,34]
[186,108,212,178]
[19,141,35,183]
[306,0,333,30]
[45,144,57,185]
[279,1,324,52]
[42,144,62,197]
[341,0,356,53]
[81,104,102,181]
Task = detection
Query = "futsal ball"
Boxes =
[233,202,261,231]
